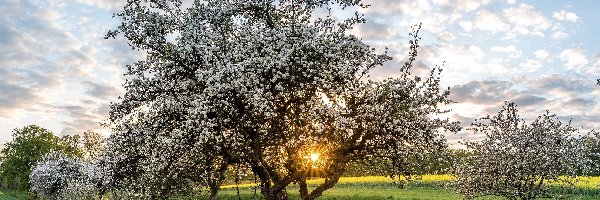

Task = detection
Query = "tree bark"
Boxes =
[209,162,229,200]
[298,175,309,199]
[302,175,341,200]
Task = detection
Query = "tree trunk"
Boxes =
[264,189,288,200]
[208,162,228,200]
[298,176,309,199]
[302,175,340,200]
[209,186,219,200]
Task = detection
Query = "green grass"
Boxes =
[0,189,29,200]
[216,184,460,200]
[5,175,600,199]
[209,175,600,200]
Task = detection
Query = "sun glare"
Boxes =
[310,153,320,162]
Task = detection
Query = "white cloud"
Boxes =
[432,44,487,79]
[503,3,552,37]
[490,45,522,58]
[459,21,474,32]
[488,62,509,74]
[519,60,541,72]
[457,0,487,12]
[72,0,125,12]
[363,0,431,16]
[507,0,516,5]
[432,0,491,12]
[559,48,589,71]
[437,31,456,42]
[534,50,550,61]
[551,31,568,40]
[553,10,579,23]
[473,10,510,33]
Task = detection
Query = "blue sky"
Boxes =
[1,0,599,146]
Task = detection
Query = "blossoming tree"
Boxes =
[104,0,458,199]
[454,102,594,200]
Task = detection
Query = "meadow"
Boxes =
[3,175,600,199]
[200,175,600,200]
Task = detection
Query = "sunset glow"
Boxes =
[310,153,320,162]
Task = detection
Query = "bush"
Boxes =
[29,151,105,199]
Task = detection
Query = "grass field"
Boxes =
[212,175,600,200]
[3,175,600,199]
[0,189,29,200]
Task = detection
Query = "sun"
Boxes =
[309,153,320,162]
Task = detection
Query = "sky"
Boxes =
[0,0,599,146]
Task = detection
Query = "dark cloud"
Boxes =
[0,67,61,117]
[57,104,104,135]
[529,74,595,94]
[81,81,122,100]
[95,103,111,117]
[510,94,546,107]
[450,80,514,104]
[355,20,398,41]
[0,81,40,116]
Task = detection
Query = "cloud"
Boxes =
[559,48,589,71]
[510,94,546,106]
[534,50,550,61]
[450,80,514,104]
[0,67,61,117]
[490,45,521,58]
[519,60,542,72]
[433,0,491,12]
[446,74,600,143]
[355,20,398,40]
[473,10,510,33]
[0,0,132,140]
[58,104,105,135]
[81,81,122,100]
[551,31,568,39]
[553,10,579,23]
[502,3,552,37]
[0,80,41,117]
[458,21,474,32]
[70,0,126,12]
[528,74,595,97]
[363,0,432,17]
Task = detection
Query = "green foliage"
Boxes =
[0,125,64,189]
[58,131,105,162]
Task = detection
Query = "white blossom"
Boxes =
[453,102,595,200]
[103,0,458,199]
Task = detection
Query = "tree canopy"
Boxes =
[104,0,459,199]
[0,125,65,189]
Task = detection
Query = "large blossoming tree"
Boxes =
[104,0,458,199]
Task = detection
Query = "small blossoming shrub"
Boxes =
[29,151,105,199]
[454,102,594,200]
